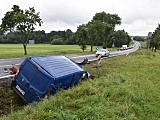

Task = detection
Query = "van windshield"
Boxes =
[21,61,50,92]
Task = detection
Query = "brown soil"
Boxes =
[0,78,24,116]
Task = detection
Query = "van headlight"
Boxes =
[82,73,88,80]
[82,73,86,79]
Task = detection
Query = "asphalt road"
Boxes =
[0,41,140,79]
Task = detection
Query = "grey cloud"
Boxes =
[1,0,160,35]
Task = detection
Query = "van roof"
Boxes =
[30,56,84,78]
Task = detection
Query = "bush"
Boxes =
[50,38,63,45]
[133,36,145,41]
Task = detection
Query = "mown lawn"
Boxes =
[0,44,95,59]
[1,49,160,120]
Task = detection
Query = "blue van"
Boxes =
[11,56,88,103]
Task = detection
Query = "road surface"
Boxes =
[0,41,140,79]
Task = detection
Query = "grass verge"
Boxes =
[0,44,95,59]
[1,49,160,120]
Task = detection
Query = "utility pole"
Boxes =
[147,32,152,50]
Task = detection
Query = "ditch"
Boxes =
[0,77,25,116]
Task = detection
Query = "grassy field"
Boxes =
[0,44,96,59]
[1,48,160,120]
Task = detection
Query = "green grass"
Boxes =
[0,44,95,59]
[1,49,160,120]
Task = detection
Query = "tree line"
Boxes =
[147,24,160,52]
[0,29,76,44]
[0,5,131,55]
[75,11,131,52]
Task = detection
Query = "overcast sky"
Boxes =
[0,0,160,36]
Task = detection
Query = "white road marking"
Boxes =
[0,61,12,63]
[0,58,23,61]
[72,54,95,58]
[0,64,20,68]
[0,74,14,79]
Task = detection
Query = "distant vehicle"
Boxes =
[11,56,89,103]
[122,45,128,50]
[127,45,134,49]
[95,49,110,57]
[118,45,128,51]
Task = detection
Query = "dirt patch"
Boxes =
[0,78,25,116]
[0,78,13,88]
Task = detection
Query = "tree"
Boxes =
[75,12,122,52]
[65,29,76,44]
[93,11,121,29]
[87,20,105,51]
[133,36,145,41]
[32,30,46,43]
[113,30,131,47]
[76,24,88,52]
[150,24,160,52]
[65,29,73,40]
[50,37,63,45]
[5,32,19,44]
[0,29,3,35]
[0,5,42,55]
[92,12,121,48]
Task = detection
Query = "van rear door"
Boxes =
[14,60,52,103]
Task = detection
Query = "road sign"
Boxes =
[96,46,99,50]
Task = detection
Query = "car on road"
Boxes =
[95,49,110,57]
[127,45,134,49]
[117,45,128,51]
[118,47,126,51]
